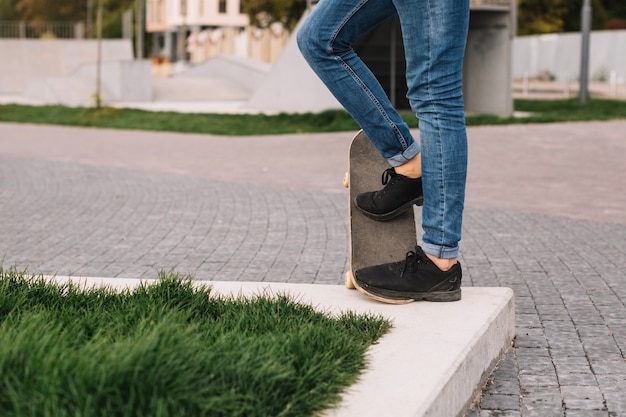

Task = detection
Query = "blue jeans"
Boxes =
[297,0,469,259]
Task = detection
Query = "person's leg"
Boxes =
[353,0,469,303]
[297,0,419,166]
[298,0,425,219]
[396,0,469,264]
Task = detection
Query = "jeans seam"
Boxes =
[425,0,447,254]
[337,58,408,149]
[327,0,410,151]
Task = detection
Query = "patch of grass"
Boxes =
[0,104,360,135]
[1,99,624,136]
[464,98,626,126]
[0,266,391,417]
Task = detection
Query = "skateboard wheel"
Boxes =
[343,172,349,188]
[344,271,356,289]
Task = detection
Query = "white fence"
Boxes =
[513,29,626,85]
[0,21,84,39]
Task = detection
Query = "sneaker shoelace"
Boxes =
[376,168,399,199]
[401,248,425,277]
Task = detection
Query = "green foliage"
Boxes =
[561,0,609,32]
[0,267,391,417]
[0,104,361,135]
[100,0,134,38]
[0,0,18,19]
[518,0,626,34]
[3,0,133,39]
[4,0,626,37]
[241,0,307,30]
[465,99,626,125]
[1,100,625,136]
[517,0,569,35]
[14,0,85,22]
[602,0,626,21]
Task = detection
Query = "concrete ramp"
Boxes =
[22,77,111,107]
[247,11,342,113]
[174,55,271,94]
[71,60,153,102]
[0,39,151,106]
[21,60,152,106]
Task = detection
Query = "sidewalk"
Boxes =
[1,120,625,416]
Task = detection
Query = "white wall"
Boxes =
[0,39,133,93]
[0,39,152,105]
[513,30,626,83]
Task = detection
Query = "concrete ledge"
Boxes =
[45,276,514,417]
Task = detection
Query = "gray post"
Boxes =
[122,9,133,39]
[74,22,84,39]
[87,0,93,38]
[96,0,103,108]
[135,0,144,59]
[164,30,173,61]
[579,0,592,103]
[178,0,187,62]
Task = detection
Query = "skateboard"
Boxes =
[344,130,418,290]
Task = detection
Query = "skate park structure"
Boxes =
[0,0,515,116]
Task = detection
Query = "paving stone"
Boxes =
[562,411,609,417]
[2,122,626,417]
[551,356,592,374]
[520,406,564,417]
[481,394,521,411]
[479,411,522,417]
[561,385,604,411]
[590,360,626,375]
[557,372,599,386]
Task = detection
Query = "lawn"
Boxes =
[0,98,624,136]
[0,267,391,417]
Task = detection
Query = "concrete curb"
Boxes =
[45,276,514,417]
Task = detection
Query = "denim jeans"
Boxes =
[297,0,469,259]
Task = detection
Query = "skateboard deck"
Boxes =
[345,130,418,289]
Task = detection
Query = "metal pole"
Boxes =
[178,0,187,62]
[579,0,592,103]
[135,0,144,59]
[96,0,103,108]
[87,0,93,38]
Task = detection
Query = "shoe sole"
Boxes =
[355,196,424,222]
[353,277,462,305]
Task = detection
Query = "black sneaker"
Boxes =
[354,246,462,304]
[355,168,423,221]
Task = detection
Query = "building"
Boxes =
[145,0,249,62]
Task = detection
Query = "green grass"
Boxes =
[0,105,361,135]
[0,98,624,136]
[0,267,391,417]
[465,98,626,126]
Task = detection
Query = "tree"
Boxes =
[241,0,307,30]
[98,0,134,37]
[561,0,608,32]
[0,0,18,19]
[517,0,625,34]
[6,0,134,39]
[603,0,626,19]
[517,0,569,35]
[602,0,626,29]
[14,0,84,21]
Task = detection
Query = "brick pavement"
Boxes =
[1,121,625,416]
